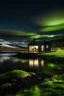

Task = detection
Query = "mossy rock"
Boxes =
[0,70,31,79]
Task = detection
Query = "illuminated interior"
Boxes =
[46,45,49,48]
[29,46,38,52]
[41,45,44,51]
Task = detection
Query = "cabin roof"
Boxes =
[28,39,50,46]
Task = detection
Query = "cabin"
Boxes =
[28,39,51,52]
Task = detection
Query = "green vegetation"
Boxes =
[16,75,64,96]
[39,50,64,59]
[0,70,31,78]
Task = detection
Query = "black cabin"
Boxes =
[28,39,51,52]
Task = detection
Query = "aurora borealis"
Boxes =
[0,1,64,41]
[36,11,64,26]
[40,24,64,32]
[35,10,64,32]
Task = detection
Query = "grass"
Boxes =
[38,50,64,61]
[42,50,64,58]
[16,75,64,96]
[0,70,31,78]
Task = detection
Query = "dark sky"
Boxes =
[0,0,64,41]
[0,0,64,31]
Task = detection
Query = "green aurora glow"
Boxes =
[9,30,64,39]
[40,24,64,32]
[36,11,64,26]
[35,11,64,32]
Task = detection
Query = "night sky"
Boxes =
[0,0,64,41]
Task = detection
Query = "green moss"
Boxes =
[0,70,31,78]
[19,75,64,96]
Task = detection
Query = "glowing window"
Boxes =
[46,45,48,48]
[41,45,44,51]
[29,46,38,52]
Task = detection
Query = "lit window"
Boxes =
[29,46,38,52]
[46,45,48,48]
[41,45,44,51]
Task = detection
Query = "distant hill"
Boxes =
[50,38,64,50]
[51,38,64,46]
[0,46,27,51]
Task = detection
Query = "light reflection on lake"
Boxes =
[0,53,63,75]
[29,59,44,67]
[12,58,45,72]
[0,53,16,62]
[28,59,45,72]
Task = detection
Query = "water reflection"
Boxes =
[29,59,44,67]
[0,56,10,62]
[0,53,16,63]
[0,54,11,62]
[0,53,63,74]
[29,59,45,72]
[12,57,45,72]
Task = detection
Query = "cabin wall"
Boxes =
[28,44,51,52]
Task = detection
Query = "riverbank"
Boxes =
[38,50,64,63]
[39,50,64,58]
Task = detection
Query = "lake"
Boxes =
[0,52,63,75]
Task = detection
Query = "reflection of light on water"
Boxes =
[13,58,27,63]
[13,58,19,62]
[0,53,15,56]
[3,57,10,60]
[21,59,26,63]
[0,53,13,62]
[29,59,39,67]
[0,56,10,62]
[34,59,39,67]
[29,60,33,67]
[29,59,44,68]
[41,60,44,66]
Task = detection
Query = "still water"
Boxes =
[0,53,63,75]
